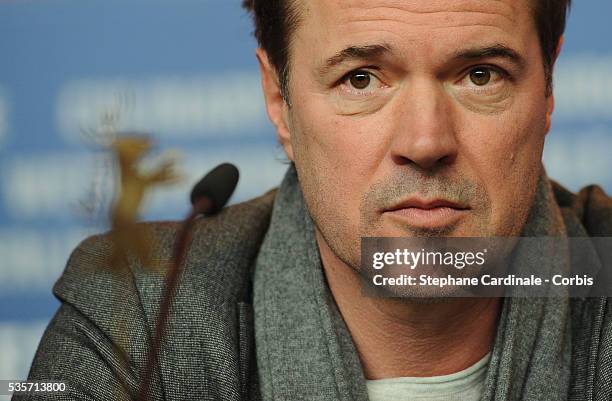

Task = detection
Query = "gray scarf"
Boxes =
[253,165,572,401]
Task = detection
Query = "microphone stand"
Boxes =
[137,197,212,401]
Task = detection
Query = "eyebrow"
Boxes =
[452,44,526,70]
[317,43,526,77]
[318,43,393,76]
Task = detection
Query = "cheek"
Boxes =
[290,101,390,194]
[458,98,547,233]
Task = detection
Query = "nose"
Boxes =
[389,79,458,171]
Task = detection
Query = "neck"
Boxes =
[316,230,500,380]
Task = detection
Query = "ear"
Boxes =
[545,93,554,134]
[256,48,294,161]
[545,36,564,134]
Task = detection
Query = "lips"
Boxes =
[383,198,470,229]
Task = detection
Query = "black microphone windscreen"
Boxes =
[190,163,239,214]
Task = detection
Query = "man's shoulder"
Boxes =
[554,183,612,393]
[30,190,277,397]
[53,188,278,324]
[552,181,612,236]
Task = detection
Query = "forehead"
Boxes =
[292,0,536,63]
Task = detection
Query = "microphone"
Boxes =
[138,163,239,401]
[190,162,240,215]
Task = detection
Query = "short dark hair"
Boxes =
[242,0,571,100]
[533,0,572,95]
[242,0,301,103]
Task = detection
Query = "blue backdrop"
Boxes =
[0,0,611,384]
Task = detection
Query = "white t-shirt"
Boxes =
[366,353,491,401]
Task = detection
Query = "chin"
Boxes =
[378,218,486,238]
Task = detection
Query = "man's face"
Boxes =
[260,0,555,270]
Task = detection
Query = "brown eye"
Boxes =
[469,68,491,86]
[349,71,371,89]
